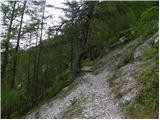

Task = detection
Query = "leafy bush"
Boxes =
[132,6,158,39]
[117,49,134,69]
[1,88,31,118]
[139,6,159,24]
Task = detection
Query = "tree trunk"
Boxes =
[11,1,26,89]
[36,1,46,81]
[88,48,94,61]
[72,3,95,80]
[32,1,46,105]
[27,32,32,94]
[70,37,73,75]
[72,45,83,79]
[1,1,16,83]
[32,24,39,106]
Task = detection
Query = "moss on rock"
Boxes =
[62,95,89,119]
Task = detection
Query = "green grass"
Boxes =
[117,50,134,69]
[92,57,103,69]
[81,59,93,66]
[107,11,159,117]
[142,47,158,61]
[122,61,158,118]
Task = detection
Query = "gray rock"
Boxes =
[154,32,159,43]
[134,32,159,61]
[112,63,142,104]
[119,36,127,42]
[81,66,94,72]
[62,86,69,92]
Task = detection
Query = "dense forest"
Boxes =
[1,0,159,119]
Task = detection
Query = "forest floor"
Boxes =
[25,65,124,119]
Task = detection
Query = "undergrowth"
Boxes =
[123,61,158,118]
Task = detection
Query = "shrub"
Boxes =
[117,49,134,69]
[139,6,159,24]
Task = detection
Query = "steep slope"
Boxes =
[24,6,159,118]
[95,31,158,118]
[25,29,158,119]
[1,1,158,118]
[110,32,159,118]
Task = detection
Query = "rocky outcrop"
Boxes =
[109,36,132,49]
[134,32,158,61]
[106,31,158,118]
[81,66,94,72]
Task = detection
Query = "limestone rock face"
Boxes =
[119,36,128,42]
[110,62,144,104]
[110,36,130,49]
[134,32,159,61]
[81,66,94,72]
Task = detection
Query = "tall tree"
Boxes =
[11,1,27,88]
[1,1,16,82]
[32,22,39,105]
[72,2,96,79]
[32,0,46,104]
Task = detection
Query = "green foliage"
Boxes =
[81,59,92,66]
[142,47,158,61]
[2,70,72,118]
[1,36,73,118]
[132,6,158,40]
[107,4,158,118]
[1,1,158,118]
[46,79,72,99]
[2,86,31,118]
[92,56,104,71]
[139,6,158,24]
[117,50,134,69]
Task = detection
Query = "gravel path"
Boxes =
[25,67,124,119]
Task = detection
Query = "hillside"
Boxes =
[24,29,158,118]
[1,1,158,119]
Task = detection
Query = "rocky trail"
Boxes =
[25,66,124,119]
[25,31,158,119]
